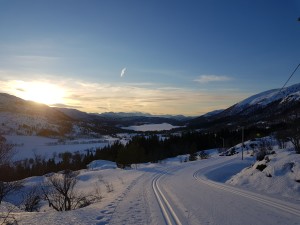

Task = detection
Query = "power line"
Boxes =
[277,17,300,93]
[278,62,300,94]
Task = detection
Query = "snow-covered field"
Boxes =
[122,123,182,131]
[4,135,119,161]
[1,138,300,225]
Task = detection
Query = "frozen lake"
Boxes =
[122,123,182,131]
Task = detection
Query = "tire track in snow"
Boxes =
[193,170,300,217]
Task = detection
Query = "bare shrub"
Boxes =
[0,181,23,205]
[97,174,104,183]
[90,182,103,203]
[0,205,18,225]
[118,176,124,185]
[104,181,114,193]
[0,140,14,166]
[256,139,273,161]
[97,175,114,193]
[22,186,41,212]
[199,151,209,159]
[42,170,91,211]
[275,124,300,154]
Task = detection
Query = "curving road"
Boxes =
[109,157,300,225]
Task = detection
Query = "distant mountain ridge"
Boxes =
[2,82,300,136]
[189,83,300,129]
[222,83,300,116]
[0,93,71,121]
[97,112,193,121]
[0,93,73,136]
[54,108,193,126]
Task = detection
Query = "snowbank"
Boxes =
[87,160,117,170]
[227,149,300,200]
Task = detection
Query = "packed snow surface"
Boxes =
[2,141,300,225]
[4,135,118,161]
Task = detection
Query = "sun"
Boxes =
[15,81,65,105]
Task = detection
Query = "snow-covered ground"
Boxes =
[0,112,60,136]
[122,123,182,131]
[1,138,300,225]
[4,135,119,161]
[227,147,300,200]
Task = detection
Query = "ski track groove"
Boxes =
[152,167,185,225]
[193,169,300,217]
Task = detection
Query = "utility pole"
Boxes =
[242,126,244,160]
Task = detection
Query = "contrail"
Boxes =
[120,67,126,77]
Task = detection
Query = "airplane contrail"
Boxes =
[120,67,126,77]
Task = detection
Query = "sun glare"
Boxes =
[14,81,65,105]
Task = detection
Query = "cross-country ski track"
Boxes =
[13,155,300,225]
[109,157,300,225]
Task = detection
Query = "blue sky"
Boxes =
[0,0,300,115]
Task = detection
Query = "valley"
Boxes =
[1,83,300,225]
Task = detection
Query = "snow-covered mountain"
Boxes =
[223,83,300,117]
[189,83,300,128]
[0,93,73,136]
[54,107,92,120]
[0,93,71,120]
[0,93,186,136]
[202,109,224,117]
[98,112,192,121]
[3,82,300,135]
[55,108,189,127]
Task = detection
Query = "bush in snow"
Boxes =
[188,152,198,161]
[97,175,114,193]
[0,204,18,225]
[275,122,300,154]
[0,181,23,205]
[199,150,209,159]
[275,130,289,149]
[42,170,92,211]
[256,138,273,161]
[22,186,41,212]
[256,164,267,171]
[0,140,14,166]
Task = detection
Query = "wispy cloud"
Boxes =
[194,75,232,83]
[51,103,83,109]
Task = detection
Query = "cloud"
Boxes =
[16,88,25,92]
[0,72,249,116]
[120,67,126,77]
[51,103,83,109]
[194,75,232,83]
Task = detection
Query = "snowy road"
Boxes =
[109,157,300,225]
[13,156,300,225]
